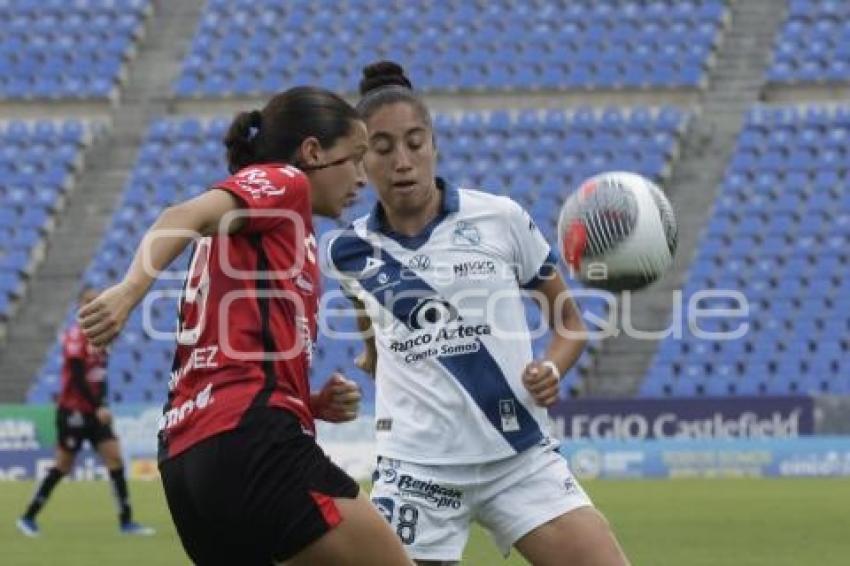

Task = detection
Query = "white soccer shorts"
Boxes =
[370,443,593,561]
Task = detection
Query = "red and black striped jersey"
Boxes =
[158,164,321,460]
[58,324,108,413]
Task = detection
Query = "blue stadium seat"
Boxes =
[173,0,727,96]
[642,103,850,397]
[0,1,150,100]
[769,1,850,85]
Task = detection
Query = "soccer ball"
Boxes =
[557,171,677,291]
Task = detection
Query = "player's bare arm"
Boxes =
[78,189,243,347]
[351,297,378,378]
[522,272,587,407]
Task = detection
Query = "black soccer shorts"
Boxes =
[159,407,360,565]
[56,407,116,453]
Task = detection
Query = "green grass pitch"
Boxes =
[1,478,848,565]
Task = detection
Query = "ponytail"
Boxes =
[223,109,263,174]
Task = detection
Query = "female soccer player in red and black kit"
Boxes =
[17,288,154,537]
[78,87,413,566]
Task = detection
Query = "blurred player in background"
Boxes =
[16,288,154,537]
[328,61,630,565]
[78,87,413,565]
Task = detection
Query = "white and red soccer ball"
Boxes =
[557,171,678,291]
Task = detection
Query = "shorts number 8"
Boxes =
[397,504,418,545]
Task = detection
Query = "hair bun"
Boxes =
[359,60,413,96]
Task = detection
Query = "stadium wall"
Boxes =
[3,397,850,482]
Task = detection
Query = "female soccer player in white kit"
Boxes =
[328,62,630,566]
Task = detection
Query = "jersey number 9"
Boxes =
[177,237,212,346]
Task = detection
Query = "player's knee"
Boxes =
[54,451,75,474]
[97,442,123,469]
[104,455,124,471]
[103,449,123,466]
[54,462,72,475]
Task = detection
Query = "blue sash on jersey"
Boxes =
[330,231,543,453]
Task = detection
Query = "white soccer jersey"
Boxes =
[328,180,560,464]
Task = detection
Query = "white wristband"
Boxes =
[541,360,561,379]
